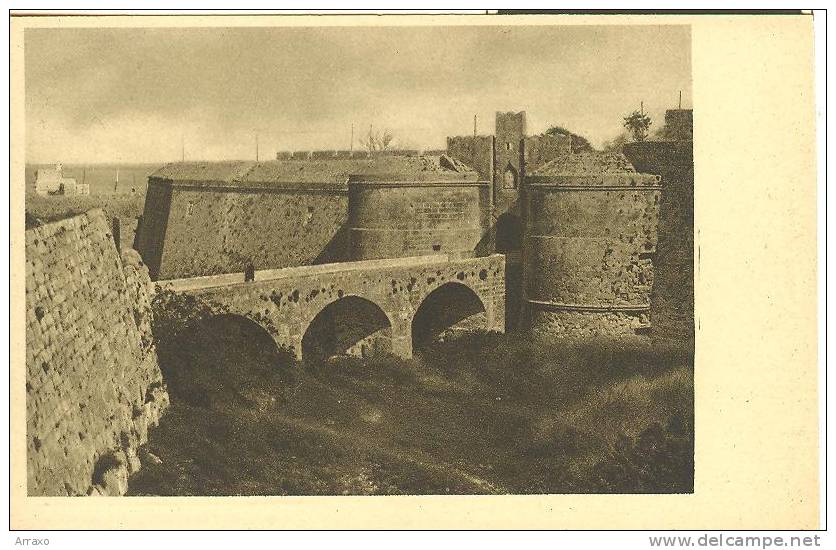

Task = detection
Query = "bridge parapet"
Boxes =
[162,254,452,292]
[158,254,506,360]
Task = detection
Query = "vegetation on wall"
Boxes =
[545,125,595,153]
[25,193,144,228]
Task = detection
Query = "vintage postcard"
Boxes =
[9,11,821,532]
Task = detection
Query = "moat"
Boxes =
[127,318,693,495]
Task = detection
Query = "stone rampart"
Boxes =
[25,210,169,496]
[623,140,694,344]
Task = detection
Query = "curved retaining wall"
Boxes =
[348,178,491,260]
[26,210,169,496]
[523,173,662,337]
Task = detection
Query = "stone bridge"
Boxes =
[159,254,506,360]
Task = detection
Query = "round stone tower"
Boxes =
[347,155,490,261]
[523,153,662,337]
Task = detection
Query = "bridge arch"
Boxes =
[156,313,289,405]
[302,295,393,361]
[411,281,487,351]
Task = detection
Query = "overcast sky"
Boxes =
[25,25,691,164]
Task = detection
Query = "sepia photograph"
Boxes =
[10,10,821,534]
[22,21,695,498]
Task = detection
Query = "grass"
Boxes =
[24,192,146,252]
[25,192,145,228]
[127,308,693,495]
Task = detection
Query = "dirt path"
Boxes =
[260,412,506,494]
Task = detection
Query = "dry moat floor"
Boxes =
[127,318,694,496]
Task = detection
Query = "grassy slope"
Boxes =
[128,315,693,496]
[25,193,145,225]
[25,193,146,251]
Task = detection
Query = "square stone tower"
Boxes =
[663,109,694,141]
[493,111,526,214]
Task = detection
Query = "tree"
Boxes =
[360,127,395,153]
[545,125,595,153]
[623,111,652,142]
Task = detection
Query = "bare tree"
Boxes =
[360,127,395,152]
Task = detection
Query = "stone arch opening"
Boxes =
[156,313,290,408]
[495,212,522,253]
[502,162,518,189]
[302,296,392,361]
[411,282,487,350]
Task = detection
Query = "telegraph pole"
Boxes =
[679,90,682,109]
[472,114,478,161]
[350,123,354,153]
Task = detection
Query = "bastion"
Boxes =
[523,152,662,337]
[135,155,483,280]
[347,158,491,260]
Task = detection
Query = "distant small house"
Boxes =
[34,163,88,196]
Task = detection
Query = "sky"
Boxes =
[25,25,691,164]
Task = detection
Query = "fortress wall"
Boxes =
[25,210,169,496]
[524,175,661,337]
[148,182,349,280]
[114,217,138,253]
[134,180,172,279]
[348,182,491,261]
[623,141,695,344]
[662,109,694,141]
[276,150,422,160]
[446,136,495,184]
[523,134,573,172]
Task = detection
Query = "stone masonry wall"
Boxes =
[446,135,495,185]
[523,174,661,338]
[623,141,694,344]
[133,181,172,279]
[163,254,506,360]
[522,134,572,174]
[147,182,349,280]
[493,112,526,215]
[25,210,169,496]
[276,150,421,160]
[348,183,491,260]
